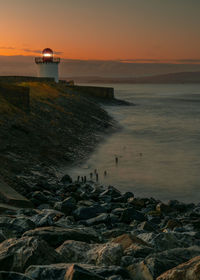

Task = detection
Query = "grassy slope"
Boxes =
[0,82,114,192]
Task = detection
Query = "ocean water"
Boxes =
[68,84,200,203]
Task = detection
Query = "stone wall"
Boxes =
[0,83,30,112]
[66,85,114,99]
[0,76,54,83]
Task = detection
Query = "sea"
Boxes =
[68,84,200,203]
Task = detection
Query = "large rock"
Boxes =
[25,264,129,280]
[128,246,200,280]
[0,178,33,208]
[73,205,106,220]
[60,174,72,184]
[23,226,99,247]
[112,234,150,250]
[137,232,199,251]
[156,255,200,280]
[120,208,146,223]
[30,209,64,227]
[112,233,153,259]
[0,216,35,238]
[56,240,123,266]
[0,271,34,280]
[0,236,61,272]
[65,264,105,280]
[83,213,118,227]
[54,197,76,216]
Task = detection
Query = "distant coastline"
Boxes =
[64,71,200,84]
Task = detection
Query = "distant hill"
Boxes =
[65,71,200,84]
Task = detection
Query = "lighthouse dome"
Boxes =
[42,48,53,56]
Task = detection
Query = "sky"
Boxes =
[0,0,200,76]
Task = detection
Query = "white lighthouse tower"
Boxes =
[35,48,60,83]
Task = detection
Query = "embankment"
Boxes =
[0,78,116,193]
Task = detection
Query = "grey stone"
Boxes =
[0,236,61,272]
[23,226,99,247]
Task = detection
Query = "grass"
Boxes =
[18,82,60,100]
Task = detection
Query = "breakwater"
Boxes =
[66,85,114,99]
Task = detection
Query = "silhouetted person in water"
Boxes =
[77,176,80,182]
[81,176,84,182]
[96,173,99,182]
[84,176,87,183]
[90,172,93,180]
[104,170,107,177]
[94,169,97,174]
[115,156,118,165]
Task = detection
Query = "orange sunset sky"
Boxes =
[0,0,200,62]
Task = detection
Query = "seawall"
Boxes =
[65,85,114,99]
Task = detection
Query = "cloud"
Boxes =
[0,46,63,55]
[119,58,200,64]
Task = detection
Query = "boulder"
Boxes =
[0,230,6,242]
[60,174,72,184]
[120,208,146,223]
[54,197,76,216]
[127,197,145,209]
[0,271,34,280]
[112,234,150,251]
[164,219,182,230]
[23,226,99,247]
[0,216,35,238]
[138,232,199,252]
[137,221,156,232]
[25,264,129,280]
[99,186,122,199]
[56,240,92,263]
[156,255,200,280]
[73,205,106,220]
[65,264,105,280]
[93,242,123,266]
[25,264,71,280]
[0,236,61,272]
[30,209,64,227]
[83,213,118,227]
[128,246,200,279]
[156,203,174,214]
[56,240,123,266]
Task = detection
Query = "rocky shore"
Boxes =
[0,80,199,279]
[0,175,200,280]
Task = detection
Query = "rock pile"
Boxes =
[0,175,200,279]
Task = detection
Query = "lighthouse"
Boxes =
[35,48,60,83]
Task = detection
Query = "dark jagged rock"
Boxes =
[54,197,76,216]
[73,205,106,220]
[25,263,129,280]
[0,236,61,272]
[23,226,100,247]
[0,271,34,280]
[0,216,35,238]
[65,264,105,280]
[120,208,146,223]
[60,174,72,185]
[131,246,200,279]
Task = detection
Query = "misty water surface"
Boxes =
[68,84,200,203]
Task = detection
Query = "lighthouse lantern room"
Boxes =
[35,48,60,83]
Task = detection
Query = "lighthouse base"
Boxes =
[36,63,59,83]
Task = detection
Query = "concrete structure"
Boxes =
[35,48,60,83]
